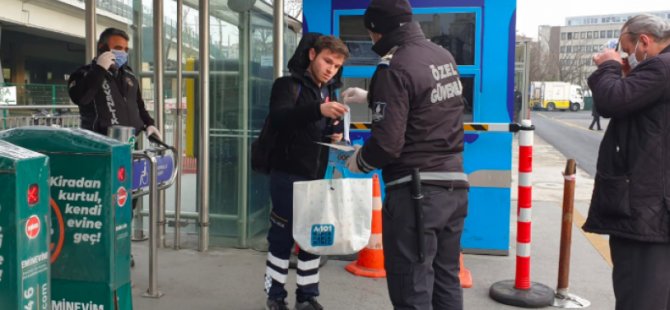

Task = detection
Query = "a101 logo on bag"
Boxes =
[311,224,334,247]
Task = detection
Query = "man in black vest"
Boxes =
[68,27,159,139]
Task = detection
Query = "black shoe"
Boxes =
[294,298,323,310]
[266,298,289,310]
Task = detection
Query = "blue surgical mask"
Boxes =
[111,49,128,68]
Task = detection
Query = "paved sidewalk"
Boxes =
[130,135,614,309]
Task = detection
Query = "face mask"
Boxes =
[111,49,128,68]
[627,40,647,69]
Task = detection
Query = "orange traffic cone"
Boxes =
[346,174,386,278]
[459,253,473,288]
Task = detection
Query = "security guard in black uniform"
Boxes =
[344,0,469,309]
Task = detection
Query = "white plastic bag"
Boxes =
[292,178,372,255]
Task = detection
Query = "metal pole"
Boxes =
[143,154,163,298]
[85,0,96,62]
[553,159,590,308]
[0,24,4,127]
[132,0,146,242]
[273,0,284,79]
[238,10,251,248]
[198,0,211,252]
[174,0,184,250]
[521,41,531,120]
[0,105,78,110]
[0,24,4,84]
[557,159,576,292]
[153,0,167,248]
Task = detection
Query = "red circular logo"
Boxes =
[117,186,128,207]
[26,215,40,239]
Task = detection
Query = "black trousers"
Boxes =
[383,184,468,310]
[589,116,601,130]
[610,236,670,310]
[265,170,320,302]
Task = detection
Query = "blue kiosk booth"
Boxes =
[304,0,517,254]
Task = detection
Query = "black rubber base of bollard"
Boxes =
[489,280,554,308]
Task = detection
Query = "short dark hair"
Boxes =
[97,27,130,54]
[313,36,350,59]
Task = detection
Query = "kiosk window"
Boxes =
[339,16,380,66]
[415,13,476,65]
[339,12,476,66]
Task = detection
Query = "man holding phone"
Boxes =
[68,27,159,139]
[585,14,670,310]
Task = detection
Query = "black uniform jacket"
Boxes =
[68,62,154,135]
[358,22,468,187]
[583,45,670,242]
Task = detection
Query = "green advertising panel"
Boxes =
[0,140,51,310]
[0,127,133,310]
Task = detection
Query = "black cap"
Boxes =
[364,0,413,34]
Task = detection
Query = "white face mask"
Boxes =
[627,40,647,69]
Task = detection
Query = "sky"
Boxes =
[516,0,670,38]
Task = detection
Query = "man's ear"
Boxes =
[640,34,653,48]
[309,48,316,61]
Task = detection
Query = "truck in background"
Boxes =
[530,81,584,111]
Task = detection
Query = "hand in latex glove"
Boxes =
[145,125,162,141]
[341,87,368,105]
[346,145,363,173]
[96,51,116,71]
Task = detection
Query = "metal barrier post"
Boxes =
[174,0,183,250]
[130,142,178,298]
[553,159,590,308]
[489,119,553,308]
[142,153,163,298]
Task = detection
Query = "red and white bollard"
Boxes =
[489,119,554,308]
[516,118,534,289]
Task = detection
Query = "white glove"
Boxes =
[341,87,368,105]
[96,51,116,71]
[145,125,162,141]
[346,145,363,174]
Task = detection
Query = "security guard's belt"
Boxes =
[386,172,468,187]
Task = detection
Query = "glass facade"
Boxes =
[0,0,321,249]
[132,0,297,248]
